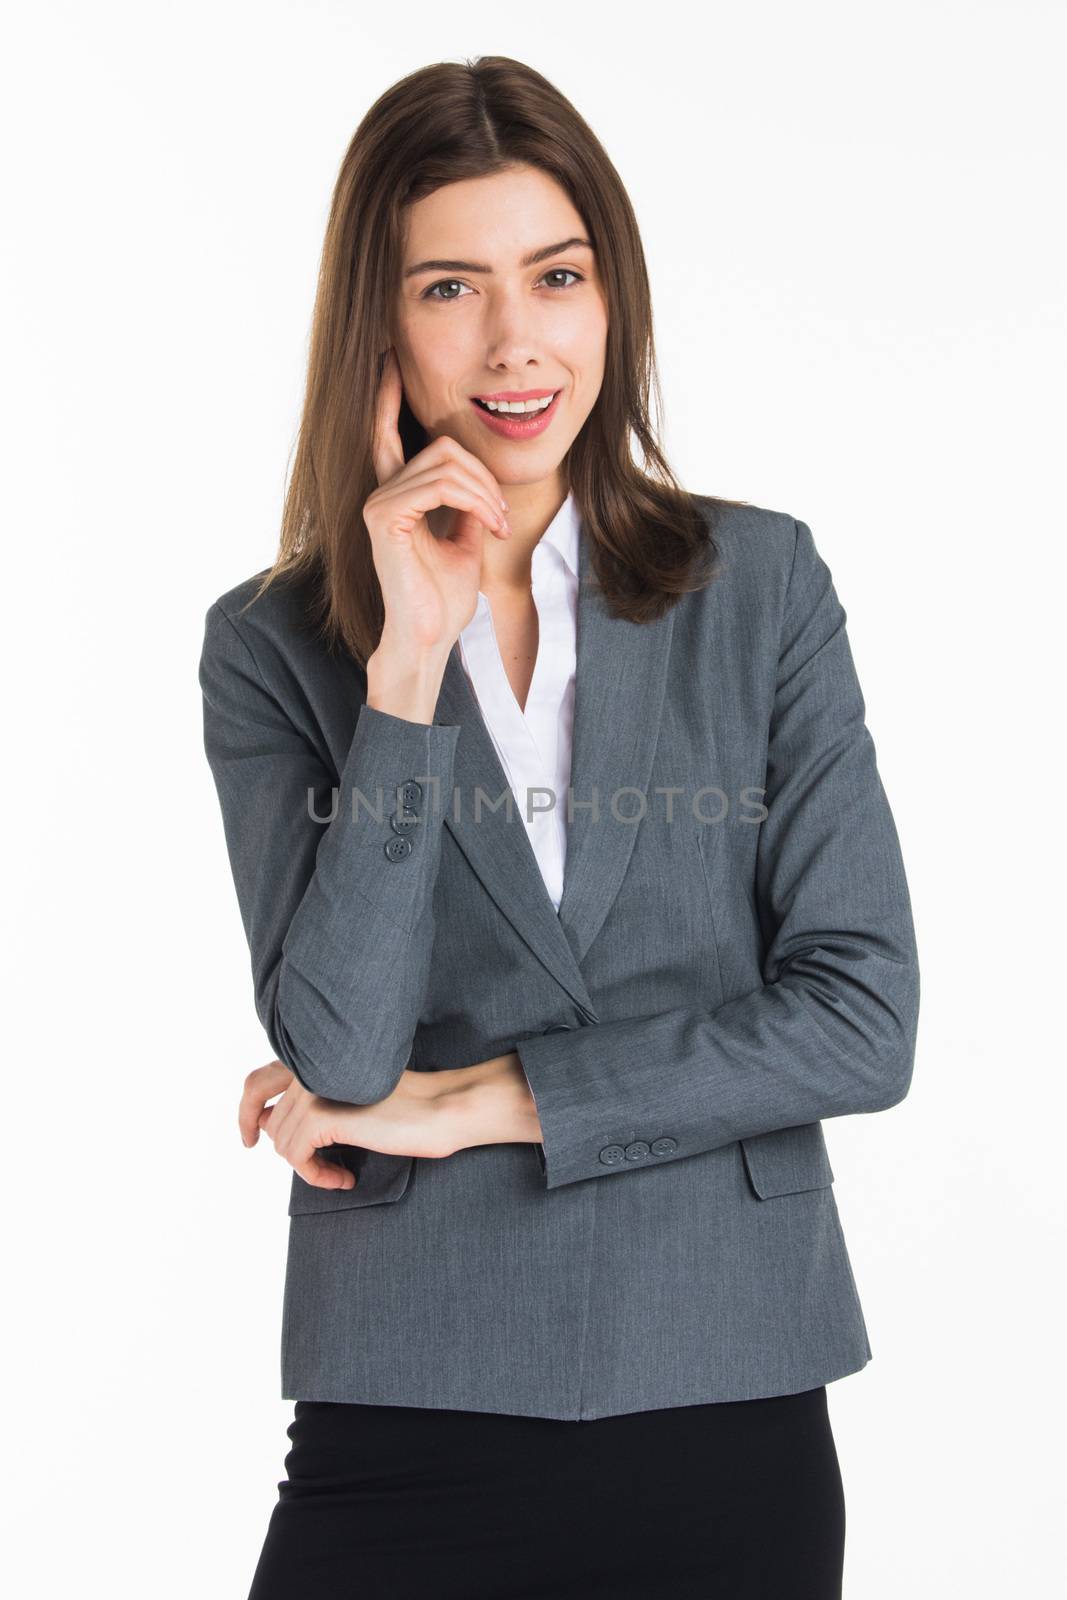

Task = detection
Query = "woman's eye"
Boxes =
[422,279,471,302]
[421,269,585,301]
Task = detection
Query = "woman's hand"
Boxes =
[237,1060,462,1192]
[237,1055,543,1190]
[364,347,513,660]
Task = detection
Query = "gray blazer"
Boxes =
[198,496,920,1421]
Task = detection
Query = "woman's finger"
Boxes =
[255,1101,355,1190]
[376,460,510,538]
[413,431,510,521]
[269,1094,360,1191]
[369,457,509,537]
[371,348,406,487]
[370,473,509,545]
[293,1154,357,1191]
[286,1110,358,1189]
[262,1081,302,1152]
[238,1060,292,1146]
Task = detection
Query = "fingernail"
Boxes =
[499,498,509,510]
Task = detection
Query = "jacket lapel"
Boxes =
[433,515,676,1012]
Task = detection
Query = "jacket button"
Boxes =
[399,779,423,809]
[389,808,420,835]
[650,1137,677,1155]
[384,836,412,862]
[544,1023,573,1034]
[598,1145,626,1166]
[624,1141,650,1161]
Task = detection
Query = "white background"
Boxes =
[3,2,1063,1593]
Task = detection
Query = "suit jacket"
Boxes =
[198,496,920,1420]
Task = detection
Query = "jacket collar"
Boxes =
[433,511,676,1017]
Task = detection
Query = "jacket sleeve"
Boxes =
[198,599,460,1103]
[514,518,921,1189]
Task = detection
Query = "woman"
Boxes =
[199,55,920,1600]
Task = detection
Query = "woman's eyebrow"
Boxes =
[403,237,594,279]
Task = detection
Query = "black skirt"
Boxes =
[247,1386,845,1599]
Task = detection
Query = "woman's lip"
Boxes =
[469,389,562,440]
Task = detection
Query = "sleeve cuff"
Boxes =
[514,1022,683,1191]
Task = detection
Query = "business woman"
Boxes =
[199,54,920,1600]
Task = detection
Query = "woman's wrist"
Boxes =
[434,1054,541,1154]
[366,636,452,724]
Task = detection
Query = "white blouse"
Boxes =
[457,491,580,913]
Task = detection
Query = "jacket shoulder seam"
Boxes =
[209,598,279,706]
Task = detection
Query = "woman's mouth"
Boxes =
[469,390,562,440]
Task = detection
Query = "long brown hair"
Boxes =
[242,55,745,665]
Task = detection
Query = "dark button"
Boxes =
[384,836,413,862]
[599,1144,626,1167]
[389,807,420,835]
[650,1137,677,1156]
[544,1023,572,1034]
[399,779,423,809]
[624,1141,650,1162]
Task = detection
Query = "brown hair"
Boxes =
[242,55,745,665]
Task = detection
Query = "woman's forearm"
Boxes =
[435,1053,543,1154]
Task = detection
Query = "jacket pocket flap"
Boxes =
[287,1146,415,1216]
[740,1123,835,1199]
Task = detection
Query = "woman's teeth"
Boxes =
[475,393,557,414]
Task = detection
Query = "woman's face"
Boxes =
[392,165,608,492]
